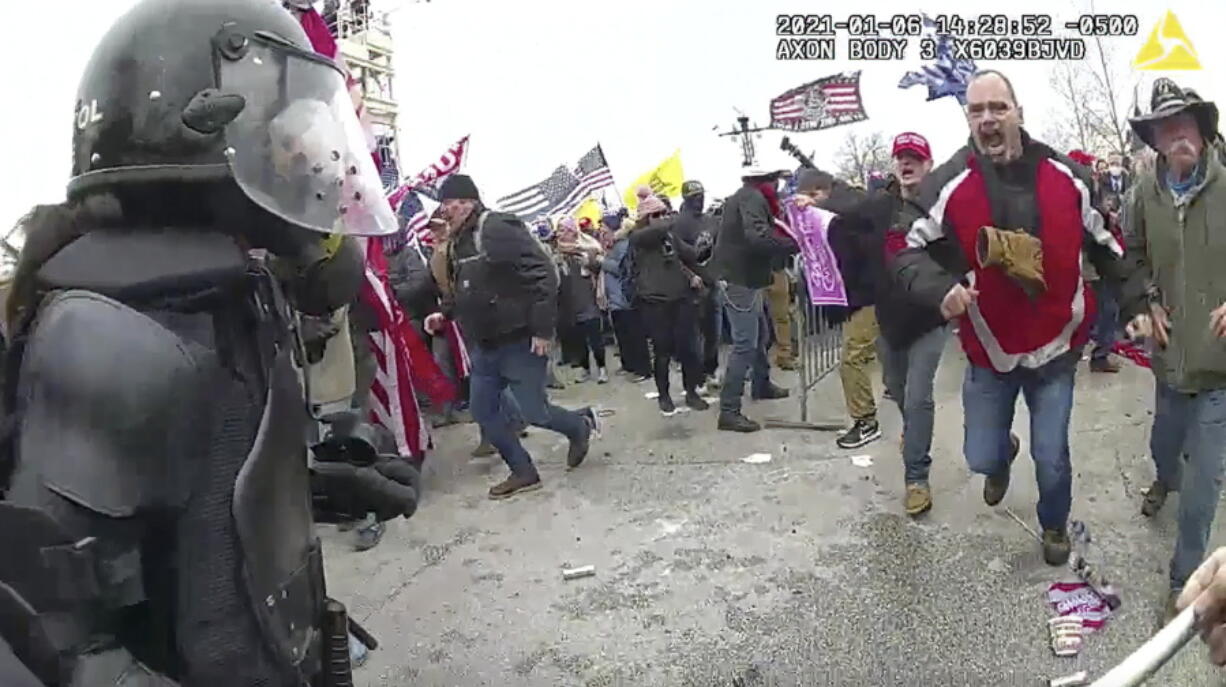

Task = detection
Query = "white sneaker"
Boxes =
[597,368,609,384]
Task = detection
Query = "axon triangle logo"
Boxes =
[1133,10,1201,70]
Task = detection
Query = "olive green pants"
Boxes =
[840,306,879,420]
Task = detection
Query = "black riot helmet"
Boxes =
[68,0,396,236]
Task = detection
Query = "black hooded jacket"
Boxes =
[441,208,559,345]
[827,189,948,348]
[629,218,706,303]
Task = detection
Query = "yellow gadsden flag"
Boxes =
[1133,10,1200,70]
[624,150,685,211]
[572,197,603,227]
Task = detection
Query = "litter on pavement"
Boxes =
[1046,670,1089,687]
[1048,582,1114,632]
[1049,615,1085,656]
[850,455,873,468]
[562,565,596,581]
[742,453,772,464]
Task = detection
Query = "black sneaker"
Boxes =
[685,391,710,411]
[836,418,881,449]
[752,383,790,400]
[1042,527,1071,566]
[567,408,599,469]
[658,395,678,416]
[984,433,1021,506]
[718,411,761,433]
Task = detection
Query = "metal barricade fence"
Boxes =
[792,274,843,423]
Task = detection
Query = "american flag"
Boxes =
[298,1,454,459]
[769,71,867,132]
[376,135,400,189]
[359,238,456,458]
[386,135,470,200]
[552,145,616,217]
[898,21,977,105]
[496,164,581,220]
[396,189,431,244]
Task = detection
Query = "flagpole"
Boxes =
[598,143,625,209]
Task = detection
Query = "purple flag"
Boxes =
[779,202,848,307]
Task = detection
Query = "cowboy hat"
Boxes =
[1128,78,1220,150]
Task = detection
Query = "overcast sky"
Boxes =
[4,0,1224,232]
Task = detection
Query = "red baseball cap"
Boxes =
[892,132,932,161]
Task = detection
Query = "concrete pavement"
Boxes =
[325,343,1226,686]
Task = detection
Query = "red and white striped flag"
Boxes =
[358,238,456,456]
[445,321,472,379]
[295,4,455,456]
[388,135,470,206]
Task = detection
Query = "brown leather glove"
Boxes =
[976,226,1046,298]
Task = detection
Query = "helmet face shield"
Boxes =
[219,33,396,237]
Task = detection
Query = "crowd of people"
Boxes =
[365,70,1226,659]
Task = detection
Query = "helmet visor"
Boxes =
[219,33,396,236]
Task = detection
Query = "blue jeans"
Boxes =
[469,338,588,480]
[879,325,950,485]
[718,283,772,414]
[1150,383,1226,589]
[478,390,524,444]
[1091,281,1120,361]
[962,357,1077,531]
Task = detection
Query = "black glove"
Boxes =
[311,456,420,523]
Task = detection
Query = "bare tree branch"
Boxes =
[1041,0,1131,155]
[834,131,890,185]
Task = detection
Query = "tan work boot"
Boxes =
[904,484,932,517]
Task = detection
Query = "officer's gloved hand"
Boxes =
[976,225,1046,298]
[310,456,420,523]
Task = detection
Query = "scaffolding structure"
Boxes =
[329,0,401,177]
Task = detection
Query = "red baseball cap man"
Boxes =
[891,131,934,198]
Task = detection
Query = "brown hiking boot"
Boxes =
[1042,527,1071,566]
[488,475,542,500]
[984,432,1021,507]
[1142,480,1173,517]
[904,484,932,517]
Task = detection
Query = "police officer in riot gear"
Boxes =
[0,0,418,684]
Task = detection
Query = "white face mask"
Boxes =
[1108,165,1123,176]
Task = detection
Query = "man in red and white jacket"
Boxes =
[889,70,1123,565]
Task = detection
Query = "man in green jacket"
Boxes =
[1119,78,1226,620]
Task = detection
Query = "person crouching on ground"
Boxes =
[629,186,710,415]
[425,175,599,499]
